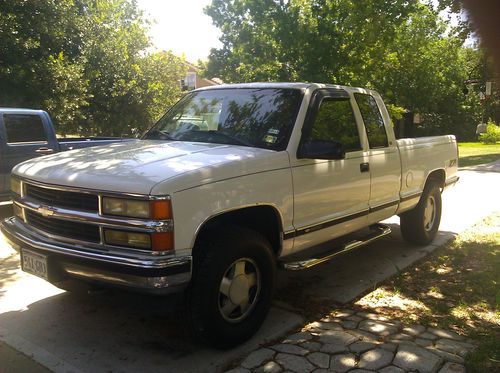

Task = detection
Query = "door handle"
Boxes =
[360,162,370,173]
[35,147,54,154]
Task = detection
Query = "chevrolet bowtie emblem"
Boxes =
[38,205,55,217]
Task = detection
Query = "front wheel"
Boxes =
[400,181,442,245]
[186,226,275,348]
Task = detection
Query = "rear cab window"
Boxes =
[3,114,48,144]
[354,93,388,148]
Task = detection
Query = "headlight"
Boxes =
[104,229,151,249]
[104,229,173,251]
[11,177,22,196]
[102,197,150,218]
[101,197,171,219]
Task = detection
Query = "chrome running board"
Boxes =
[280,223,391,271]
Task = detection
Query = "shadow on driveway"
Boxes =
[0,265,301,373]
[0,222,457,373]
[276,223,457,312]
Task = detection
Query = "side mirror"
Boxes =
[298,139,346,160]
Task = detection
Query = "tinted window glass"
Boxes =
[143,88,303,151]
[355,93,388,148]
[4,114,47,143]
[306,98,361,152]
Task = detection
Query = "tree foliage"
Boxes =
[479,120,500,144]
[205,0,418,83]
[204,0,485,140]
[0,0,186,136]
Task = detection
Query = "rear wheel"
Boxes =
[400,181,442,245]
[186,226,275,348]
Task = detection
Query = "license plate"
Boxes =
[21,249,48,280]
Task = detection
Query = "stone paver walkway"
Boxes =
[227,309,474,373]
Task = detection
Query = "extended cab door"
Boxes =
[352,91,401,223]
[288,88,370,254]
[0,111,58,192]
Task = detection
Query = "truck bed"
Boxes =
[397,134,458,210]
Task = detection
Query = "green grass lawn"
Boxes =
[458,142,500,167]
[356,213,500,372]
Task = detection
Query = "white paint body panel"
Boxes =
[13,141,282,195]
[396,135,458,212]
[171,162,294,252]
[288,152,370,256]
[12,83,458,259]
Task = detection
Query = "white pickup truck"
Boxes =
[1,83,458,347]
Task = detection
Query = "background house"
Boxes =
[181,62,220,91]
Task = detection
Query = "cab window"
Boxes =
[306,98,362,152]
[354,93,388,148]
[3,114,47,144]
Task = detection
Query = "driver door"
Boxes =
[289,89,370,253]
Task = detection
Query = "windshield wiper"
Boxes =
[144,129,176,141]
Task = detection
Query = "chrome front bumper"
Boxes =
[1,217,192,294]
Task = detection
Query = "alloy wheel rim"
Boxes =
[218,257,261,323]
[423,195,436,231]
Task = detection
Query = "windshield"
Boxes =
[143,88,303,151]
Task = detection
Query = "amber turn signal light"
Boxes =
[150,200,172,220]
[151,232,174,251]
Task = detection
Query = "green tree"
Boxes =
[0,0,186,136]
[0,0,89,131]
[41,52,90,134]
[204,0,483,140]
[76,0,150,136]
[479,119,500,144]
[463,53,500,126]
[372,4,483,139]
[139,51,187,131]
[204,0,418,83]
[435,0,473,41]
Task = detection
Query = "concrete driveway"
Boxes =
[0,161,499,373]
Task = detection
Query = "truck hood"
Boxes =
[13,140,290,195]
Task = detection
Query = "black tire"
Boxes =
[400,181,442,245]
[186,226,276,348]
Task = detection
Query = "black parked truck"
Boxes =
[0,108,134,201]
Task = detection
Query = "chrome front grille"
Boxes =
[25,183,99,212]
[13,178,173,252]
[26,210,101,243]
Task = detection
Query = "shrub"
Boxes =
[479,120,500,144]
